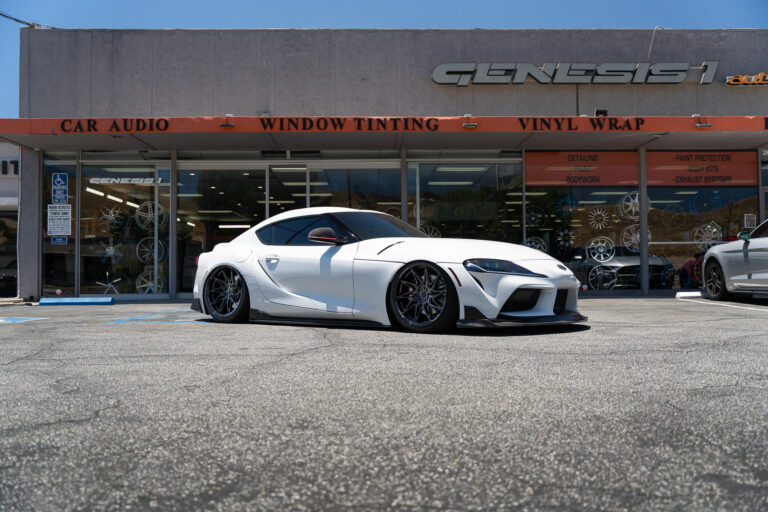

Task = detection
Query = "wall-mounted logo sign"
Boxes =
[432,61,718,86]
[726,73,768,85]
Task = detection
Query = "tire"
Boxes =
[388,261,458,333]
[704,260,731,301]
[203,265,250,323]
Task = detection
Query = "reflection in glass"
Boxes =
[177,170,268,293]
[411,163,523,243]
[308,168,402,217]
[648,187,758,289]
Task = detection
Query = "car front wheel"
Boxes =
[388,261,458,333]
[704,260,731,301]
[203,266,250,322]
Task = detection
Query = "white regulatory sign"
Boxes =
[47,204,72,236]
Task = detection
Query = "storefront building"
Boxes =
[1,28,767,300]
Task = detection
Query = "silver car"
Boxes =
[703,220,768,299]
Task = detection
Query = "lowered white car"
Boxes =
[703,219,768,300]
[192,207,586,332]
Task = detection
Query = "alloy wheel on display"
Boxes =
[586,236,615,263]
[588,265,618,290]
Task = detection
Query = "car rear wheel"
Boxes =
[203,266,250,323]
[704,260,731,301]
[388,261,458,333]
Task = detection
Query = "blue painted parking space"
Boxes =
[107,307,209,324]
[0,317,46,323]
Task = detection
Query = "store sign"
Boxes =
[89,177,161,185]
[47,204,71,236]
[59,118,170,133]
[525,152,638,186]
[726,72,768,85]
[647,152,757,186]
[432,61,718,86]
[52,173,68,204]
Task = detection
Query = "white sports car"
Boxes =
[703,219,768,300]
[192,207,587,332]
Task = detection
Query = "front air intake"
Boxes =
[500,288,540,313]
[553,289,568,315]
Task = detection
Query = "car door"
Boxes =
[255,215,358,314]
[741,220,768,289]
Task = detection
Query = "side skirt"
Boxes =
[248,308,385,329]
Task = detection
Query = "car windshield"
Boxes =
[332,212,428,241]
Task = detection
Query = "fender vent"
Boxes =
[500,288,540,313]
[553,289,568,315]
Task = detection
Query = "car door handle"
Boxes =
[265,254,280,264]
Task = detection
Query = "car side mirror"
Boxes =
[738,231,751,242]
[308,226,343,245]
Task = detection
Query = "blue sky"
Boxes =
[1,0,766,118]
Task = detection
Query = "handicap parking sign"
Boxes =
[52,173,68,204]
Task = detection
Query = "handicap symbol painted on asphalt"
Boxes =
[0,317,46,323]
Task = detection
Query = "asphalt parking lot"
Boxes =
[1,297,767,511]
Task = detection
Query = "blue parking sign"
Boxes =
[52,173,68,204]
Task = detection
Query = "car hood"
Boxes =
[355,237,556,264]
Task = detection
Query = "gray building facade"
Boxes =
[4,28,768,300]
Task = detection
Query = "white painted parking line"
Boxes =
[678,298,768,313]
[675,291,703,298]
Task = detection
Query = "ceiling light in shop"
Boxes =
[198,210,233,214]
[186,222,196,227]
[101,168,154,173]
[219,225,251,229]
[257,200,295,204]
[590,191,631,196]
[178,193,203,197]
[506,192,547,196]
[106,195,123,203]
[243,173,250,176]
[435,166,489,172]
[579,200,607,205]
[292,193,333,197]
[210,186,216,189]
[272,167,306,172]
[377,201,414,206]
[282,182,329,186]
[85,187,104,197]
[125,201,139,208]
[426,181,474,186]
[674,191,699,195]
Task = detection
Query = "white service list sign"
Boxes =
[47,204,72,236]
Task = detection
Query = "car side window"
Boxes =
[256,215,351,246]
[751,220,768,239]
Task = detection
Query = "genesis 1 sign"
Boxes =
[432,62,718,86]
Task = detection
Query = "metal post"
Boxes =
[521,149,527,244]
[638,146,649,295]
[168,150,178,298]
[400,147,408,221]
[74,151,81,296]
[265,168,270,219]
[154,168,159,293]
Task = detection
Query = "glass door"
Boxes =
[80,165,169,295]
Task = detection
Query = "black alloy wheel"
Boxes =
[204,266,250,322]
[704,260,730,301]
[388,261,458,333]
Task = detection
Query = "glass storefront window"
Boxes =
[308,167,403,217]
[268,167,308,214]
[42,165,76,296]
[80,166,169,295]
[177,169,268,293]
[525,152,639,291]
[410,163,523,242]
[647,151,759,290]
[0,211,17,297]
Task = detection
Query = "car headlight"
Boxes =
[463,258,546,277]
